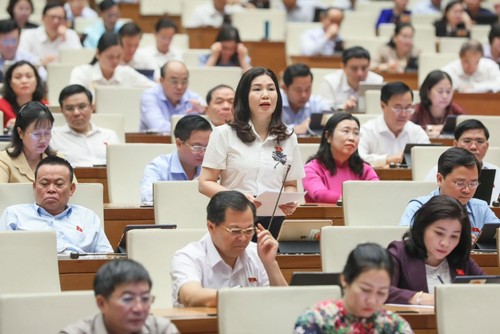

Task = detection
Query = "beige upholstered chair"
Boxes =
[51,113,126,142]
[411,146,448,181]
[218,285,342,334]
[321,226,408,272]
[59,48,96,65]
[231,9,286,41]
[187,66,242,100]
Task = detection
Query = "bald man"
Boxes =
[140,60,206,133]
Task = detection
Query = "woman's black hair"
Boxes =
[387,22,414,49]
[7,0,34,19]
[230,67,290,144]
[404,195,471,268]
[7,101,55,158]
[343,242,393,285]
[440,0,462,23]
[90,32,121,65]
[419,70,453,113]
[309,112,364,176]
[1,60,45,114]
[214,24,242,66]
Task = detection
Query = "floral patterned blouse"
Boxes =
[293,299,414,334]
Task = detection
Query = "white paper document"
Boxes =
[255,191,306,216]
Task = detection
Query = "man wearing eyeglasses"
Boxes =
[60,259,179,334]
[400,147,499,232]
[358,81,430,167]
[140,114,212,204]
[140,60,206,133]
[51,84,120,167]
[425,119,500,205]
[171,190,288,307]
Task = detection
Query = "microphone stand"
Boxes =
[267,164,291,233]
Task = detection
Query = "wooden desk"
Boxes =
[125,132,172,144]
[104,205,155,248]
[376,72,418,90]
[375,167,412,180]
[454,93,500,116]
[245,41,287,75]
[74,167,109,203]
[186,28,220,49]
[290,55,343,69]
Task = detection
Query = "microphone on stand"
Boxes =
[69,252,113,259]
[267,164,291,234]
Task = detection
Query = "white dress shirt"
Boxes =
[441,58,500,92]
[136,45,183,68]
[185,3,242,28]
[358,115,430,167]
[300,27,342,56]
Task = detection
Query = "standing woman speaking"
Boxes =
[199,67,304,237]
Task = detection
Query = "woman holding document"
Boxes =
[387,195,484,305]
[199,67,304,237]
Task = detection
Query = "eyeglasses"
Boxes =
[182,141,207,153]
[166,78,189,86]
[28,130,52,141]
[63,103,90,113]
[459,138,487,146]
[223,226,257,237]
[0,38,18,46]
[118,294,155,308]
[453,180,480,190]
[336,129,361,138]
[45,14,65,21]
[391,106,415,115]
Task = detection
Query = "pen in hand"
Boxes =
[437,275,444,284]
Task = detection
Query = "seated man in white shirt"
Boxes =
[484,23,500,66]
[281,63,331,135]
[441,39,500,92]
[358,81,430,167]
[136,18,183,69]
[118,22,157,79]
[171,190,288,307]
[205,84,235,127]
[0,156,113,254]
[277,0,321,22]
[51,84,120,167]
[300,7,344,56]
[18,2,82,66]
[64,0,98,29]
[411,0,442,15]
[320,46,384,111]
[186,0,242,28]
[425,119,500,204]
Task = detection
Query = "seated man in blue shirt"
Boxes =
[0,156,113,254]
[140,60,206,133]
[281,63,330,135]
[400,147,499,236]
[300,7,344,56]
[140,114,212,204]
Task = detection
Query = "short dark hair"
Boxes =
[437,147,481,178]
[58,84,93,107]
[206,84,234,105]
[342,243,393,285]
[454,119,490,141]
[488,23,500,45]
[419,70,453,112]
[0,18,20,34]
[459,40,483,57]
[98,0,117,12]
[380,81,413,103]
[91,32,120,65]
[35,155,74,183]
[7,0,34,18]
[206,190,256,226]
[311,112,364,176]
[173,114,212,141]
[342,46,370,64]
[7,101,55,158]
[231,67,289,144]
[118,22,142,38]
[93,259,152,299]
[155,18,178,33]
[2,60,45,113]
[282,63,313,87]
[404,195,471,268]
[42,1,65,17]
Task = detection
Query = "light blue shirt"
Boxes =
[139,84,205,133]
[83,21,124,48]
[281,89,331,128]
[399,189,500,233]
[140,151,201,203]
[0,203,113,253]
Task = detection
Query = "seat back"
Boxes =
[47,63,74,104]
[439,37,468,54]
[127,228,207,308]
[342,181,436,226]
[436,285,500,334]
[285,22,322,56]
[311,68,340,96]
[411,146,448,181]
[218,285,342,334]
[59,48,96,65]
[365,89,420,114]
[153,181,209,228]
[0,291,97,334]
[187,66,242,99]
[94,86,148,132]
[343,37,386,62]
[321,226,408,272]
[0,231,60,294]
[457,115,500,149]
[231,9,286,41]
[413,24,437,53]
[51,113,125,142]
[183,48,210,66]
[140,0,174,15]
[106,144,176,204]
[418,52,456,85]
[0,183,104,225]
[340,12,377,38]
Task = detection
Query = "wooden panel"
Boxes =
[245,41,287,76]
[74,167,109,203]
[291,55,343,69]
[454,93,500,116]
[186,27,220,49]
[125,132,172,144]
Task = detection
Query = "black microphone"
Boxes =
[267,164,292,233]
[69,252,113,259]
